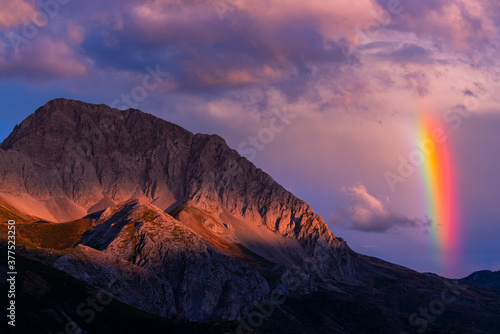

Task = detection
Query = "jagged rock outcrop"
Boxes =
[54,199,270,321]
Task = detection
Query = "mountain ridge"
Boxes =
[0,98,355,280]
[460,269,500,290]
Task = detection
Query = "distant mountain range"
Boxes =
[1,99,499,333]
[460,270,500,290]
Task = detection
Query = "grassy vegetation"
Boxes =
[0,218,94,249]
[0,201,44,224]
[0,206,25,222]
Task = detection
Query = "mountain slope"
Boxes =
[460,270,500,290]
[0,242,235,334]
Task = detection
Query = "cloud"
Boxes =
[374,43,434,64]
[330,185,421,233]
[0,0,37,28]
[1,0,498,106]
[403,68,431,96]
[70,0,388,93]
[374,0,499,52]
[0,36,88,79]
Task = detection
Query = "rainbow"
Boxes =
[418,113,459,276]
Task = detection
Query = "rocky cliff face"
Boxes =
[0,98,194,220]
[54,199,270,321]
[0,98,356,321]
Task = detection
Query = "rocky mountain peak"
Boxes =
[0,98,354,280]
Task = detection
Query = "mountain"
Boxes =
[1,99,500,333]
[460,270,500,290]
[0,98,352,277]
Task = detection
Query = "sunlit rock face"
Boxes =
[54,199,270,321]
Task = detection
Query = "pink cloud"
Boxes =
[330,185,421,232]
[0,36,87,78]
[115,0,384,89]
[404,69,430,96]
[0,0,37,28]
[65,23,86,45]
[375,0,499,52]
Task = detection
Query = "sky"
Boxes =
[1,0,499,278]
